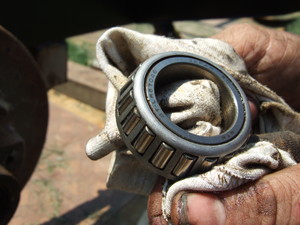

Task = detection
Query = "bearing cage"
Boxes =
[116,52,251,180]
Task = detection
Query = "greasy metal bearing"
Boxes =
[116,51,251,180]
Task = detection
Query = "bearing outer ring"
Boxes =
[116,52,251,180]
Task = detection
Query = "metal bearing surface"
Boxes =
[116,51,251,180]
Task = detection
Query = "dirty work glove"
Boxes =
[85,27,300,222]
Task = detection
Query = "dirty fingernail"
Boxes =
[181,193,225,225]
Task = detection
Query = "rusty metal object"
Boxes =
[0,108,24,181]
[0,26,48,223]
[0,165,20,225]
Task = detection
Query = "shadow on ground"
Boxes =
[40,189,147,225]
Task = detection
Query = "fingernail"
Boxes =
[181,193,226,225]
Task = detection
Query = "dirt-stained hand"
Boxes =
[148,23,300,225]
[213,23,300,111]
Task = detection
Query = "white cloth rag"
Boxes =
[85,27,300,220]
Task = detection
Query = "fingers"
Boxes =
[170,163,300,225]
[148,177,169,225]
[171,192,225,225]
[212,23,271,73]
[213,23,300,111]
[248,99,258,122]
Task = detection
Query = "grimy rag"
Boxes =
[86,27,300,220]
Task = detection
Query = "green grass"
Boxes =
[32,178,63,217]
[31,145,67,218]
[286,17,300,35]
[66,40,95,66]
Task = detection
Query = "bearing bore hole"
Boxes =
[154,63,234,136]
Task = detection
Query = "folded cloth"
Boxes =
[85,27,300,220]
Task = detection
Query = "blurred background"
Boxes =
[1,1,300,224]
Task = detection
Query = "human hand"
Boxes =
[147,24,300,225]
[149,163,300,225]
[213,23,300,111]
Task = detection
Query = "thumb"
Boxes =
[171,163,300,225]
